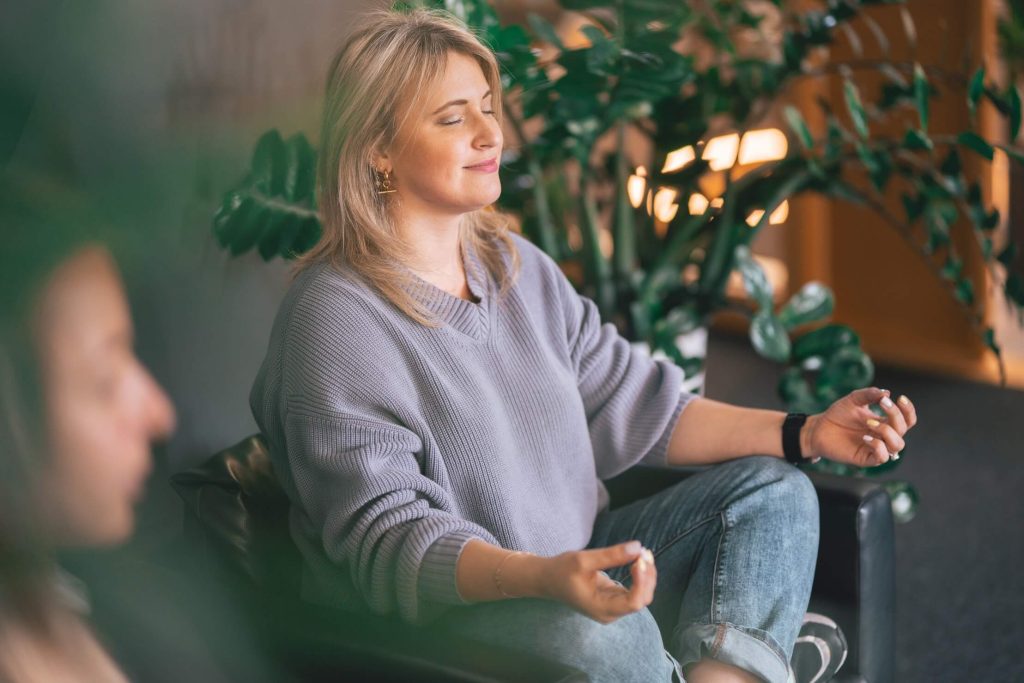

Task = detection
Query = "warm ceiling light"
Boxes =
[738,128,789,165]
[770,200,789,224]
[662,146,696,173]
[688,193,709,215]
[653,188,679,223]
[745,200,790,227]
[702,133,740,171]
[628,166,648,208]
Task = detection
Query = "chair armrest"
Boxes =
[805,470,895,683]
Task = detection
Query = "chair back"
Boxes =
[171,434,302,598]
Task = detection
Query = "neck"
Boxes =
[396,210,466,276]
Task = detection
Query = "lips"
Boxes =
[465,158,498,172]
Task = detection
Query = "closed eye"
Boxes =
[440,110,497,126]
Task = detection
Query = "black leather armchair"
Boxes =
[171,435,894,682]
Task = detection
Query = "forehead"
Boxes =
[418,51,492,108]
[33,247,130,367]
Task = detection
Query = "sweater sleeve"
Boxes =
[282,407,498,624]
[554,269,697,478]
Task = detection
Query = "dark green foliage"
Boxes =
[213,130,320,261]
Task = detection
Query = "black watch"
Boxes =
[783,413,820,466]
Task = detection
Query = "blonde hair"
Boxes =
[299,7,521,326]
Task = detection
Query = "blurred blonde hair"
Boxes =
[298,7,521,326]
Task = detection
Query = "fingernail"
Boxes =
[636,556,648,571]
[642,549,654,564]
[893,452,901,460]
[867,419,881,428]
[625,541,642,554]
[881,396,894,409]
[863,435,874,443]
[898,395,910,406]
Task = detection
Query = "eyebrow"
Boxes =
[430,90,493,115]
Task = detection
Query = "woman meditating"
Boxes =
[250,9,917,683]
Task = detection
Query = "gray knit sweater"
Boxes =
[250,232,695,624]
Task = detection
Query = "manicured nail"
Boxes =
[893,453,901,460]
[625,541,642,554]
[881,396,894,409]
[642,549,654,564]
[866,419,881,428]
[898,395,910,406]
[863,435,875,443]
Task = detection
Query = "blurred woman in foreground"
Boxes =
[0,184,175,681]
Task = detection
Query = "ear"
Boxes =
[369,141,391,174]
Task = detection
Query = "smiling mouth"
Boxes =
[465,159,498,172]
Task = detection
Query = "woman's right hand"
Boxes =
[538,540,656,624]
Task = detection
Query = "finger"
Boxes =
[877,391,908,435]
[596,578,647,619]
[849,386,888,407]
[896,393,918,429]
[865,418,906,454]
[581,540,643,572]
[861,435,891,466]
[630,548,657,606]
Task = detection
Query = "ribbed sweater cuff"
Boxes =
[644,391,697,467]
[418,529,480,606]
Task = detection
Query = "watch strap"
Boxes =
[783,413,810,466]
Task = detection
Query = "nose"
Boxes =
[473,110,502,150]
[141,368,176,442]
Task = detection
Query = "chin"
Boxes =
[87,510,136,547]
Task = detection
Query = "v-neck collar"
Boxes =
[401,239,492,342]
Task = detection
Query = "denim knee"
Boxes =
[436,599,677,683]
[561,607,677,682]
[740,456,819,529]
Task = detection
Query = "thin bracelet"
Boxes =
[494,551,527,599]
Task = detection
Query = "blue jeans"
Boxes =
[436,456,819,683]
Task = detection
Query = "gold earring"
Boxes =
[376,168,396,195]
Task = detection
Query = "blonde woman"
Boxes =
[251,9,917,683]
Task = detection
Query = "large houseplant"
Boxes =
[211,0,1024,519]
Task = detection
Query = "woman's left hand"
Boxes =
[803,387,918,467]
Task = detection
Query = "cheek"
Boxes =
[45,389,151,544]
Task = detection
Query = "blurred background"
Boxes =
[2,1,1022,680]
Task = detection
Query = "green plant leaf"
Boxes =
[734,245,773,311]
[818,345,875,398]
[843,79,869,138]
[913,62,929,130]
[997,242,1018,268]
[903,129,933,151]
[778,367,815,412]
[1006,272,1024,307]
[954,278,975,305]
[212,131,320,260]
[527,13,565,50]
[750,310,791,362]
[784,105,814,150]
[958,131,995,161]
[778,281,835,329]
[792,323,861,362]
[968,65,985,122]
